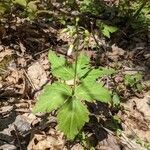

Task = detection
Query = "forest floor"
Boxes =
[0,15,150,150]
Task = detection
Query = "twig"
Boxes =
[129,29,148,38]
[33,48,49,57]
[0,67,7,73]
[90,22,106,52]
[122,69,145,72]
[14,125,22,150]
[101,126,145,150]
[23,70,37,90]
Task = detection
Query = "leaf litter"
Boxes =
[0,13,149,150]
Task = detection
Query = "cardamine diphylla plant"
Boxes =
[32,49,115,140]
[33,16,115,140]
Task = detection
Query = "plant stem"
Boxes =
[72,50,78,96]
[72,18,79,96]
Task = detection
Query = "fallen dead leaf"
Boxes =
[108,44,126,61]
[27,62,48,90]
[120,91,150,142]
[0,48,13,62]
[96,133,120,150]
[27,128,65,150]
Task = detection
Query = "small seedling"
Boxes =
[13,0,38,19]
[124,73,143,91]
[101,24,118,38]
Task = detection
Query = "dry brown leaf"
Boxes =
[108,44,125,61]
[0,49,13,62]
[27,62,48,90]
[96,134,120,150]
[121,92,150,142]
[27,128,65,150]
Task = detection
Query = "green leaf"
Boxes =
[102,24,118,38]
[27,1,37,12]
[32,83,72,113]
[0,3,8,15]
[76,53,90,73]
[81,67,116,82]
[48,51,74,80]
[112,93,120,106]
[57,99,89,140]
[124,73,142,87]
[134,73,142,82]
[13,0,27,7]
[99,67,116,76]
[136,83,143,91]
[76,82,111,102]
[102,29,111,38]
[73,53,90,78]
[124,74,134,86]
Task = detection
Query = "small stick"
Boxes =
[14,125,22,150]
[23,70,37,90]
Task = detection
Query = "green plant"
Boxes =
[0,0,12,16]
[124,73,143,91]
[0,0,38,19]
[13,0,38,19]
[80,0,100,15]
[112,92,120,106]
[33,50,116,140]
[100,23,118,38]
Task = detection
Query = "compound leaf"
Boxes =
[32,83,72,113]
[48,51,74,80]
[57,99,89,140]
[76,82,111,102]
